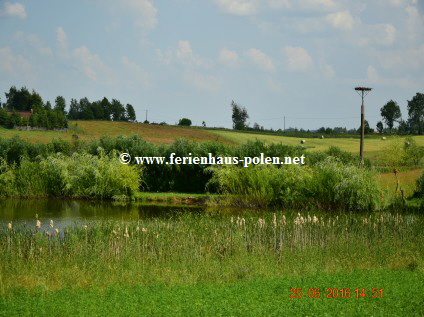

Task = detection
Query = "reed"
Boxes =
[1,211,422,293]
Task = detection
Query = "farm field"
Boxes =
[2,121,424,155]
[0,121,234,145]
[208,129,424,161]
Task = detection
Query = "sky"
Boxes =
[1,0,423,130]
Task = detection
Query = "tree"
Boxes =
[359,120,374,134]
[0,108,9,126]
[5,86,32,111]
[100,97,112,120]
[380,100,401,132]
[231,100,249,130]
[54,96,67,114]
[398,120,409,135]
[376,121,384,133]
[364,120,374,134]
[79,97,94,120]
[68,99,80,120]
[125,104,136,121]
[111,99,126,121]
[407,93,424,135]
[178,118,192,126]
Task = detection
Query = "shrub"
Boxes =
[0,151,141,199]
[208,158,381,211]
[178,118,192,126]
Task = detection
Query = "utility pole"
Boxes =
[354,86,372,165]
[284,116,286,132]
[145,109,148,122]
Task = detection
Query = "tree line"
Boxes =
[0,86,67,129]
[230,92,424,135]
[0,86,137,130]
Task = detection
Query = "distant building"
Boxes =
[7,109,32,118]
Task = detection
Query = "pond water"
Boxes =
[0,199,206,230]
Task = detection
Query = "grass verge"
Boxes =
[1,271,423,316]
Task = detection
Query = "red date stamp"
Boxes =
[290,288,384,299]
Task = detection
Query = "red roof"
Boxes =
[7,111,32,118]
[18,112,32,118]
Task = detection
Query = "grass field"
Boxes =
[376,168,423,197]
[3,121,424,156]
[1,271,423,316]
[0,121,233,145]
[1,212,423,316]
[209,129,424,162]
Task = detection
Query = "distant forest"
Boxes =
[0,86,136,130]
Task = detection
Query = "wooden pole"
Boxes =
[360,91,365,165]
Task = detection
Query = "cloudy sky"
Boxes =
[1,0,423,130]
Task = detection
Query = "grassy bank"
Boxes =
[134,192,211,204]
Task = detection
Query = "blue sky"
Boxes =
[1,0,423,130]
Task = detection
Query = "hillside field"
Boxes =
[2,121,424,154]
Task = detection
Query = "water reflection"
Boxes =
[0,199,204,228]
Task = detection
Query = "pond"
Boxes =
[0,199,206,230]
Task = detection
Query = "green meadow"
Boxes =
[1,212,423,316]
[1,123,424,316]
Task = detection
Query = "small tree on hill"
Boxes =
[231,100,249,130]
[381,100,401,132]
[178,118,192,126]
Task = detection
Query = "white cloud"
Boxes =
[2,2,26,18]
[121,56,151,87]
[405,4,423,41]
[0,46,32,74]
[326,11,357,31]
[183,71,221,91]
[157,41,211,68]
[14,31,53,56]
[73,46,112,83]
[299,0,336,11]
[56,26,69,56]
[367,65,417,89]
[219,48,239,66]
[267,0,290,9]
[283,46,313,72]
[378,44,424,70]
[125,0,157,30]
[214,0,258,15]
[101,0,157,33]
[54,26,113,83]
[374,24,397,46]
[246,48,276,72]
[321,63,335,79]
[266,77,283,92]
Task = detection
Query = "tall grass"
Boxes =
[209,158,382,211]
[0,151,140,199]
[1,211,422,293]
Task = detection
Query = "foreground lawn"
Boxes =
[1,270,423,316]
